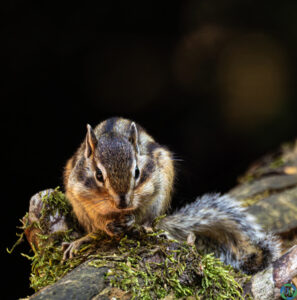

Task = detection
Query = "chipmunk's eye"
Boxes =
[134,166,140,179]
[95,168,104,182]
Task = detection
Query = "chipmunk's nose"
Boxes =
[118,194,128,209]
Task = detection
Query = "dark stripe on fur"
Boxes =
[102,117,118,134]
[138,159,155,186]
[147,141,161,155]
[84,177,97,189]
[76,158,86,182]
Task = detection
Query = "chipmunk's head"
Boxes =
[82,122,141,210]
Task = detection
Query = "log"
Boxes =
[24,140,297,299]
[28,263,108,300]
[243,245,297,300]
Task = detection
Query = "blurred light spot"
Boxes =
[217,34,289,129]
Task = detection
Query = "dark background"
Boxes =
[3,1,297,298]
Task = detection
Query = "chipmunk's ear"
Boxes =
[129,122,139,153]
[85,124,97,158]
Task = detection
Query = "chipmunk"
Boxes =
[63,117,280,274]
[63,117,174,259]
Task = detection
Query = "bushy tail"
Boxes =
[157,194,280,274]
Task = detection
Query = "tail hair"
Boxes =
[157,193,280,274]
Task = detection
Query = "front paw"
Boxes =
[62,234,92,260]
[107,214,135,235]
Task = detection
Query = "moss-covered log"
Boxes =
[22,188,248,299]
[15,140,297,299]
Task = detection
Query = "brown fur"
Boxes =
[64,117,175,239]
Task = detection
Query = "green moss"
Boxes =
[238,174,255,184]
[241,190,270,207]
[10,188,250,298]
[41,187,70,212]
[238,151,286,185]
[199,254,248,300]
[7,212,29,254]
[89,231,249,299]
[39,187,76,232]
[27,188,87,290]
[8,187,84,291]
[269,157,285,169]
[22,232,84,291]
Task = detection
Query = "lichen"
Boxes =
[9,188,251,299]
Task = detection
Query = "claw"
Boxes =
[62,235,92,261]
[124,214,135,227]
[142,225,153,234]
[186,232,196,246]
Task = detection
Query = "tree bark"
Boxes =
[29,263,108,300]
